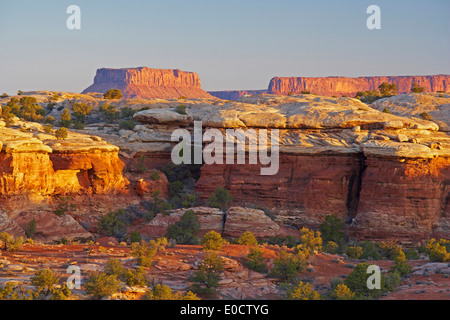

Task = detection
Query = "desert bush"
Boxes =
[145,284,200,300]
[0,232,24,252]
[266,235,297,248]
[59,109,72,127]
[103,89,123,100]
[0,282,33,300]
[43,124,53,133]
[72,102,92,123]
[323,241,339,254]
[344,263,385,299]
[166,209,200,245]
[319,215,346,249]
[358,241,382,260]
[119,119,135,130]
[54,196,76,216]
[25,219,37,239]
[378,82,398,96]
[405,248,419,260]
[426,238,450,262]
[420,112,432,121]
[129,230,142,243]
[286,281,322,300]
[150,171,160,181]
[189,251,225,296]
[236,231,258,246]
[44,115,55,124]
[55,127,68,140]
[99,103,119,122]
[269,250,307,283]
[120,107,136,118]
[295,227,322,258]
[73,121,85,129]
[207,187,232,210]
[201,231,224,251]
[175,104,187,115]
[97,209,133,240]
[331,283,355,300]
[31,269,60,294]
[246,246,267,273]
[130,238,167,267]
[411,82,425,93]
[346,246,363,259]
[84,272,121,298]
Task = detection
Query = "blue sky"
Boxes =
[0,0,449,93]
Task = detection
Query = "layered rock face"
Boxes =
[82,67,215,99]
[268,75,450,97]
[0,127,128,198]
[129,93,450,243]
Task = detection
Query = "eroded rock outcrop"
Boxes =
[82,67,215,99]
[268,75,450,97]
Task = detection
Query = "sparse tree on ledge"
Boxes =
[103,89,123,99]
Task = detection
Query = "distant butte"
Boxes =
[82,67,215,99]
[268,74,450,97]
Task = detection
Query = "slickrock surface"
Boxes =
[369,92,450,131]
[82,67,215,99]
[268,75,450,97]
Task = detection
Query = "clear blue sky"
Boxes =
[0,0,449,93]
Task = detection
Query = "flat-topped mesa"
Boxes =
[82,67,215,99]
[268,75,450,97]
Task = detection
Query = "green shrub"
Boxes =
[175,105,187,115]
[59,109,72,127]
[189,251,224,296]
[130,238,167,267]
[73,121,84,129]
[405,248,419,260]
[31,269,60,294]
[207,187,232,210]
[99,103,119,122]
[84,272,121,298]
[72,102,92,123]
[0,282,33,300]
[120,107,136,118]
[295,227,322,258]
[44,115,55,124]
[331,283,355,300]
[43,124,53,134]
[145,284,200,300]
[119,119,135,130]
[319,215,346,249]
[54,196,76,216]
[129,230,142,243]
[103,89,123,100]
[269,250,307,283]
[26,219,37,239]
[0,232,24,252]
[344,263,385,299]
[323,241,339,254]
[237,231,258,246]
[150,171,160,181]
[286,281,322,300]
[382,108,391,114]
[166,209,200,245]
[420,112,432,121]
[97,209,131,240]
[358,241,382,260]
[55,127,68,140]
[246,246,267,273]
[346,246,363,259]
[426,238,450,262]
[201,231,224,251]
[411,82,425,93]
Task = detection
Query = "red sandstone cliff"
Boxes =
[82,67,215,99]
[268,75,450,97]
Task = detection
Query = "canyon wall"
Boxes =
[82,67,215,99]
[268,75,450,97]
